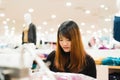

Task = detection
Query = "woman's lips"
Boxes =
[63,47,69,49]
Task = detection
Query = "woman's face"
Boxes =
[59,36,71,52]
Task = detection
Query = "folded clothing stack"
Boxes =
[101,57,120,66]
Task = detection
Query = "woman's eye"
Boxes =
[67,39,70,41]
[59,39,63,41]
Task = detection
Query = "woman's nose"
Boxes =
[63,41,68,45]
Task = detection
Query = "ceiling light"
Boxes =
[91,25,95,28]
[80,29,83,32]
[23,24,26,27]
[50,28,54,32]
[66,2,72,6]
[11,27,15,30]
[3,21,7,24]
[0,13,5,17]
[100,5,105,8]
[51,14,56,19]
[28,8,34,13]
[105,18,111,22]
[12,20,16,23]
[6,18,10,21]
[85,10,91,14]
[81,22,85,26]
[68,18,73,20]
[43,21,47,25]
[105,7,108,10]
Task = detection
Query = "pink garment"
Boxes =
[99,46,109,50]
[30,71,96,80]
[54,72,95,80]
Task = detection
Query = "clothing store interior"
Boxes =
[0,0,120,80]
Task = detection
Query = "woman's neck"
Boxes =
[61,51,70,56]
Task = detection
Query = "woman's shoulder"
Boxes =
[86,54,95,63]
[86,53,92,58]
[48,50,56,56]
[46,50,56,61]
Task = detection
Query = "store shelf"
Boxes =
[108,66,120,69]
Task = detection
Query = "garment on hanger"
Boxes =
[113,16,120,42]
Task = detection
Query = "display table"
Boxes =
[86,49,120,80]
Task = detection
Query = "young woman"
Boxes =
[45,20,96,78]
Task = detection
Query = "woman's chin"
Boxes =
[63,49,70,52]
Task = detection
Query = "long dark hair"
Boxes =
[55,20,86,73]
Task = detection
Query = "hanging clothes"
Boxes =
[113,16,120,42]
